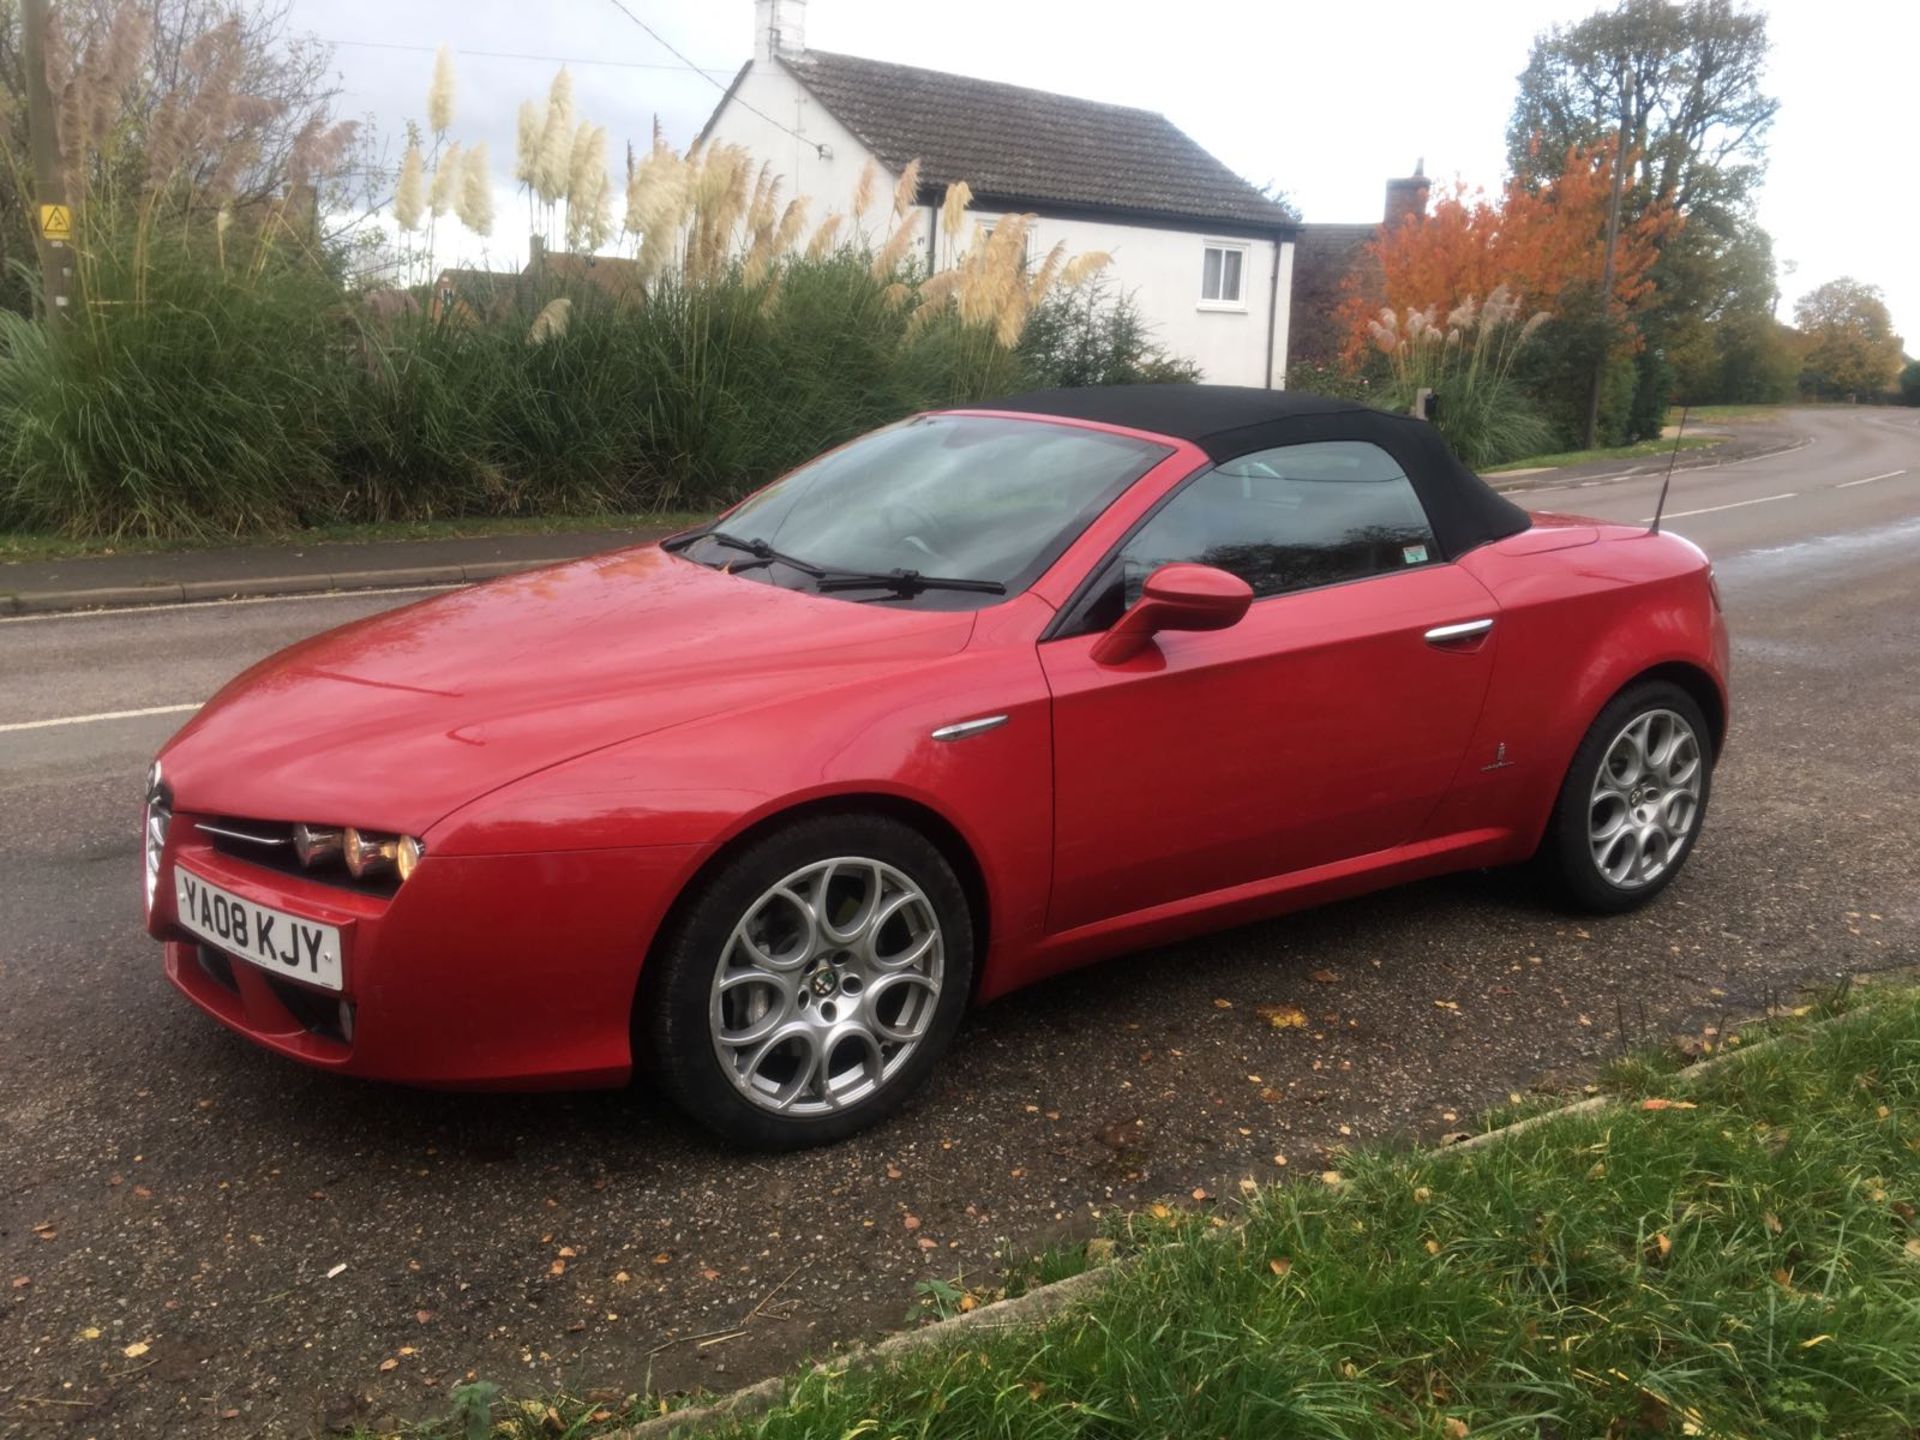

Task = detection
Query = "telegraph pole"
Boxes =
[21,0,75,331]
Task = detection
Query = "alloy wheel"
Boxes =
[1588,708,1704,890]
[709,856,944,1116]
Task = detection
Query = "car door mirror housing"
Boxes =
[1090,563,1253,664]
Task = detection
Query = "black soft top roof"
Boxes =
[981,384,1531,559]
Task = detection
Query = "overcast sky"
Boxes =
[292,0,1917,343]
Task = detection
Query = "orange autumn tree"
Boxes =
[1338,142,1676,365]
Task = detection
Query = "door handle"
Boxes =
[1424,618,1494,645]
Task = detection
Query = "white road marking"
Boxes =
[1835,469,1908,489]
[1639,492,1798,524]
[0,582,458,625]
[0,702,200,735]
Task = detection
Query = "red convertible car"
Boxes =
[144,387,1728,1147]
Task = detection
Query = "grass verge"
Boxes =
[0,512,713,564]
[1486,434,1724,473]
[364,983,1920,1438]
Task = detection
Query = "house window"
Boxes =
[1201,243,1246,307]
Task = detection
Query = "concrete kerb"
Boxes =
[605,986,1892,1440]
[2,558,555,615]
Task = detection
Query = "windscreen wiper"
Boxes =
[667,528,828,577]
[813,569,1006,597]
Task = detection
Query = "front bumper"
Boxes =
[149,813,706,1090]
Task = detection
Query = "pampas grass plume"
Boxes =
[428,44,456,134]
[428,140,463,218]
[458,142,493,235]
[394,141,426,231]
[891,158,921,218]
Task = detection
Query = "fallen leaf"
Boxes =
[613,1271,631,1284]
[1652,1233,1673,1258]
[1439,1131,1474,1147]
[1412,1187,1432,1203]
[1024,1380,1047,1401]
[1444,1419,1470,1438]
[1799,1334,1833,1349]
[132,1185,153,1199]
[885,1165,902,1180]
[325,1263,347,1280]
[1212,998,1233,1009]
[957,1294,978,1312]
[1320,1171,1343,1186]
[916,1237,936,1251]
[123,1342,150,1358]
[1903,1239,1920,1264]
[700,1268,720,1280]
[558,1246,577,1258]
[1433,999,1459,1011]
[10,1276,29,1289]
[1085,1237,1116,1264]
[397,1346,417,1357]
[1238,1177,1258,1196]
[1148,1203,1173,1220]
[1763,1212,1783,1234]
[1272,1154,1288,1166]
[903,1214,921,1232]
[1269,1257,1292,1277]
[1190,1188,1209,1202]
[1640,1098,1698,1112]
[378,1357,399,1372]
[1257,1004,1308,1030]
[1425,1239,1442,1255]
[80,1326,101,1340]
[652,1252,671,1265]
[549,1260,567,1276]
[1588,1162,1607,1180]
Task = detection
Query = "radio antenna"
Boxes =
[1649,404,1689,534]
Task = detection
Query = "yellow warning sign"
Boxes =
[39,204,72,241]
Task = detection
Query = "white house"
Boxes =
[699,0,1299,387]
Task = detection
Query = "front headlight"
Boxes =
[143,761,170,913]
[339,826,425,882]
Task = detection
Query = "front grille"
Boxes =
[198,817,401,898]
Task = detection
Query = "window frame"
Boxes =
[1199,240,1249,310]
[1042,440,1444,641]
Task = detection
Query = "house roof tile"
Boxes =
[774,50,1294,232]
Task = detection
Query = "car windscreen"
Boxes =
[704,415,1170,604]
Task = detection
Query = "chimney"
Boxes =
[1383,158,1430,230]
[754,0,807,63]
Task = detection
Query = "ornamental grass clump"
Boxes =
[1370,285,1553,467]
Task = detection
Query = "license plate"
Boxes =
[174,866,344,991]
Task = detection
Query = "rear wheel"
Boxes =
[641,814,973,1149]
[1541,680,1713,913]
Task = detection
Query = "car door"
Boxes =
[1039,438,1500,934]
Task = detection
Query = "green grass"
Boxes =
[1486,434,1725,473]
[0,510,714,563]
[1667,404,1786,424]
[363,983,1920,1440]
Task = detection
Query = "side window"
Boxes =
[1070,441,1438,632]
[1200,243,1246,305]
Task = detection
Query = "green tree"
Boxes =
[1901,358,1920,407]
[1508,0,1781,414]
[1794,278,1904,399]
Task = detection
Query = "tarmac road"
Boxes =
[3,407,1917,1436]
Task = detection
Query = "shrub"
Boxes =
[1366,287,1553,468]
[1019,277,1202,388]
[2,138,1188,540]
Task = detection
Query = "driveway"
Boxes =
[3,407,1917,1436]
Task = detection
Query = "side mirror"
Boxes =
[1090,562,1253,665]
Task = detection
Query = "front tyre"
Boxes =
[1542,680,1713,914]
[642,814,973,1149]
